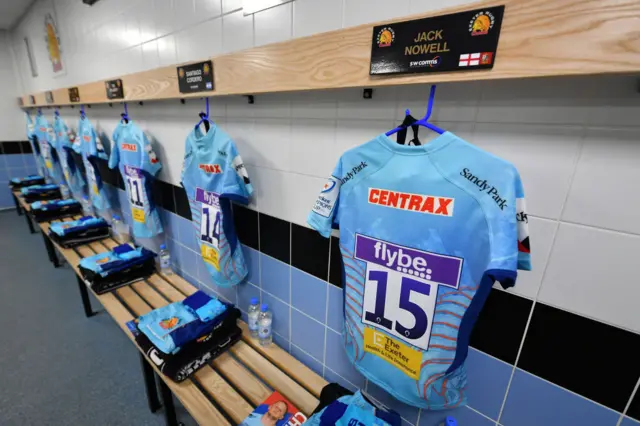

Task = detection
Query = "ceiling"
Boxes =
[0,0,37,30]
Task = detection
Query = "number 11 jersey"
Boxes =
[181,124,253,288]
[110,121,163,239]
[308,131,531,410]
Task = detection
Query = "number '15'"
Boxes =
[364,270,430,340]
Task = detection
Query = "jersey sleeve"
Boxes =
[487,168,531,288]
[141,131,162,176]
[221,143,253,202]
[307,159,342,238]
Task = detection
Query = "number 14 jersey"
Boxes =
[181,124,253,287]
[308,132,531,410]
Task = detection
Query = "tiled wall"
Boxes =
[0,31,23,141]
[0,141,37,209]
[6,0,640,425]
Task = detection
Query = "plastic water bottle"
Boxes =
[112,214,130,244]
[248,297,260,338]
[60,184,70,200]
[258,304,272,346]
[159,244,173,275]
[81,195,93,216]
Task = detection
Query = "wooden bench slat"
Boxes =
[237,322,328,398]
[146,275,188,303]
[230,340,319,416]
[212,353,272,407]
[193,367,254,424]
[132,281,169,308]
[159,272,198,296]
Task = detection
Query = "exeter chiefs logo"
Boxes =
[376,27,395,47]
[469,11,495,36]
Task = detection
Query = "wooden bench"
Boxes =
[13,192,328,425]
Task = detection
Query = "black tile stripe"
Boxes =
[628,391,640,421]
[20,141,33,154]
[232,204,259,250]
[1,141,22,154]
[259,212,290,263]
[173,184,192,220]
[518,302,640,412]
[155,180,176,213]
[291,223,329,280]
[329,236,343,288]
[470,288,532,365]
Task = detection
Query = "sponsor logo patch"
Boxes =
[312,176,341,218]
[199,164,222,174]
[121,143,137,152]
[368,188,454,216]
[460,168,507,210]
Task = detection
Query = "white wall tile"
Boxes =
[396,82,481,122]
[562,128,640,234]
[225,118,258,165]
[254,2,292,47]
[252,118,292,171]
[222,10,254,53]
[176,18,223,63]
[123,10,142,48]
[477,77,595,125]
[173,0,197,32]
[587,76,640,127]
[495,217,558,299]
[154,0,175,38]
[136,0,157,44]
[222,0,243,14]
[539,223,640,332]
[335,119,392,153]
[290,118,339,178]
[473,123,582,220]
[293,0,343,38]
[251,93,291,118]
[337,87,397,121]
[195,0,223,20]
[141,40,160,70]
[343,0,411,27]
[157,35,177,66]
[290,90,339,120]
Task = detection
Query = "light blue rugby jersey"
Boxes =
[53,115,86,197]
[77,117,111,212]
[181,124,253,287]
[308,132,531,410]
[26,113,46,176]
[34,114,65,185]
[109,121,163,239]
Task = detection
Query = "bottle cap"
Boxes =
[112,214,120,220]
[160,244,166,250]
[445,417,457,426]
[250,297,258,305]
[261,304,268,312]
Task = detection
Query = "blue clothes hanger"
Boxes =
[80,104,86,119]
[54,107,60,117]
[386,85,444,136]
[195,97,211,132]
[121,102,129,123]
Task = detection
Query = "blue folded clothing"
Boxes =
[137,291,229,354]
[79,244,156,277]
[30,199,79,211]
[50,216,109,237]
[10,175,43,185]
[21,183,58,195]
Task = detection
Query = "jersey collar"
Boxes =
[376,131,456,155]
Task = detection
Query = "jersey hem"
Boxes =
[352,360,465,410]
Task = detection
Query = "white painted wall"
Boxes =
[7,0,640,361]
[0,30,25,141]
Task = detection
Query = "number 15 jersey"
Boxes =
[308,132,531,410]
[181,124,253,288]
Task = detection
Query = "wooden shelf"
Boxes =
[20,0,640,108]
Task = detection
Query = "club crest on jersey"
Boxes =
[121,143,137,152]
[368,188,454,216]
[199,164,222,174]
